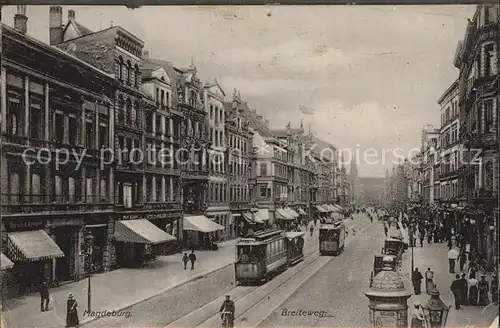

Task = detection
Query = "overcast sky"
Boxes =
[3,5,475,177]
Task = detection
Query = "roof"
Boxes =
[62,19,94,40]
[2,24,114,80]
[141,61,162,78]
[272,128,304,138]
[244,108,274,138]
[437,79,459,105]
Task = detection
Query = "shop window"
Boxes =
[99,124,107,148]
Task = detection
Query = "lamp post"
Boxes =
[84,229,94,312]
[420,286,451,328]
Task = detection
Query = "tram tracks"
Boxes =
[165,219,374,328]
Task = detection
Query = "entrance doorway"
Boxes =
[54,226,76,282]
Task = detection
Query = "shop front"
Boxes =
[113,218,177,268]
[183,215,225,250]
[1,218,65,297]
[84,215,112,274]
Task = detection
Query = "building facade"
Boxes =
[420,126,440,205]
[455,4,499,267]
[437,80,461,206]
[225,90,254,237]
[204,80,230,239]
[1,15,116,296]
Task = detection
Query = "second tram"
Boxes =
[234,229,305,285]
[319,220,345,255]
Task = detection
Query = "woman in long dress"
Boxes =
[66,293,79,327]
[468,277,479,306]
[478,275,490,306]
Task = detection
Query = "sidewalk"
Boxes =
[2,239,239,328]
[401,242,498,328]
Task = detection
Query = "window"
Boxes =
[86,121,94,148]
[161,90,165,106]
[484,99,494,133]
[134,64,140,87]
[260,185,267,197]
[484,43,495,77]
[210,105,214,119]
[69,116,78,145]
[117,56,124,81]
[259,162,267,176]
[55,113,64,142]
[126,61,132,85]
[30,101,43,140]
[166,92,170,107]
[99,124,107,148]
[484,6,497,25]
[123,183,133,208]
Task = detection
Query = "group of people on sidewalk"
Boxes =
[36,281,81,328]
[450,271,498,309]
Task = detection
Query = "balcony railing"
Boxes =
[2,194,115,214]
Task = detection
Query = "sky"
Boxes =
[2,5,476,177]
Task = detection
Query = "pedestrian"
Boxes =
[384,225,388,237]
[182,253,189,270]
[478,275,490,306]
[419,230,424,247]
[468,276,478,305]
[448,248,459,273]
[491,272,498,303]
[40,280,50,312]
[310,224,314,237]
[468,262,477,280]
[189,250,196,270]
[66,293,79,328]
[427,230,432,244]
[460,273,469,305]
[425,267,434,294]
[410,302,425,328]
[412,267,423,295]
[458,250,467,272]
[450,274,462,310]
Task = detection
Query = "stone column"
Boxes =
[152,113,156,135]
[44,83,50,141]
[169,118,174,144]
[161,176,166,202]
[95,100,100,149]
[80,100,86,147]
[152,176,157,202]
[63,115,69,144]
[142,175,147,203]
[81,167,86,202]
[0,67,6,134]
[24,77,30,144]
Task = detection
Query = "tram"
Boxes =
[235,229,305,285]
[319,220,345,255]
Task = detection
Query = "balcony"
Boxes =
[181,168,209,180]
[439,170,459,180]
[2,194,115,215]
[116,113,142,132]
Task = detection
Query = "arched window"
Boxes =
[118,95,125,123]
[126,60,132,85]
[134,64,140,87]
[118,56,124,81]
[189,90,197,107]
[126,98,132,124]
[133,101,139,127]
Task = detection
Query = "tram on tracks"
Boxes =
[319,220,345,256]
[234,229,306,285]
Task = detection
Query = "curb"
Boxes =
[80,262,234,327]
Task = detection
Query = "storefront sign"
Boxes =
[5,219,47,231]
[121,212,179,221]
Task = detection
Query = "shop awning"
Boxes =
[316,205,328,213]
[329,205,342,213]
[7,230,65,262]
[285,231,305,240]
[275,208,294,220]
[114,219,176,245]
[333,204,344,211]
[183,215,225,233]
[298,207,307,216]
[256,209,270,221]
[284,207,299,218]
[242,212,264,224]
[1,253,14,270]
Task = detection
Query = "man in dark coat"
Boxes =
[450,274,462,310]
[460,273,468,305]
[412,268,423,295]
[182,253,189,270]
[189,250,196,270]
[458,251,467,272]
[40,280,50,312]
[219,295,235,327]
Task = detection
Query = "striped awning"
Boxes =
[1,253,14,270]
[275,208,294,220]
[114,219,176,244]
[298,207,307,216]
[7,230,65,262]
[316,205,328,213]
[284,207,299,218]
[329,204,341,213]
[256,209,270,221]
[183,215,224,233]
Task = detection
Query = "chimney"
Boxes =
[143,50,149,59]
[14,6,28,34]
[68,9,75,20]
[49,6,63,45]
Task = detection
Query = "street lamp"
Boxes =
[420,286,451,328]
[84,229,94,312]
